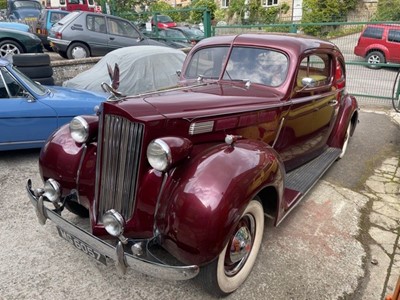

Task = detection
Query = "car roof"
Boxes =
[196,33,337,54]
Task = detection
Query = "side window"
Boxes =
[296,54,331,88]
[86,15,106,33]
[50,12,67,24]
[108,18,139,38]
[0,68,26,98]
[362,27,384,39]
[388,29,400,43]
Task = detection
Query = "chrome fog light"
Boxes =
[103,209,125,237]
[70,116,89,143]
[43,179,61,203]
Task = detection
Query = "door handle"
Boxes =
[109,37,115,40]
[328,100,338,106]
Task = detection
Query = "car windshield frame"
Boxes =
[10,65,48,96]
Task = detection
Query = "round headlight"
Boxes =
[43,179,61,203]
[70,116,89,143]
[147,139,171,172]
[103,209,125,237]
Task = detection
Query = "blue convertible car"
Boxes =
[0,59,107,151]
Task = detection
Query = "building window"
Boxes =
[262,0,278,7]
[221,0,229,8]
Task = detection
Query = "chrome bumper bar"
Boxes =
[26,180,199,281]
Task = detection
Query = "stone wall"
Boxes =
[51,57,101,86]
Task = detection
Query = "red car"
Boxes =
[151,14,176,29]
[354,23,400,69]
[27,33,358,296]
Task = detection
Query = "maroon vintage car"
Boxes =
[27,33,358,296]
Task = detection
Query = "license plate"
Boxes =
[24,17,37,22]
[57,227,107,265]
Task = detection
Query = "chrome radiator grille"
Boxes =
[96,114,144,221]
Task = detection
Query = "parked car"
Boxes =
[27,33,358,296]
[151,14,176,29]
[142,28,192,48]
[0,21,30,32]
[354,23,400,69]
[6,0,42,22]
[48,11,166,59]
[0,27,42,59]
[35,9,69,51]
[63,45,186,95]
[0,58,106,151]
[172,26,205,45]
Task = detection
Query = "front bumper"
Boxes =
[26,179,199,281]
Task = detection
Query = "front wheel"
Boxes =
[198,198,264,297]
[0,39,23,58]
[67,42,90,59]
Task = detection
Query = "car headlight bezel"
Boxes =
[69,116,89,143]
[147,139,172,172]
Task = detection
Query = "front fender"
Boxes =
[156,140,283,266]
[328,93,358,149]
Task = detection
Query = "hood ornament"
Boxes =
[101,63,126,101]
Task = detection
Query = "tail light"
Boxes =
[55,31,62,39]
[191,40,196,45]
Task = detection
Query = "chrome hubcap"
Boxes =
[72,46,87,59]
[368,55,380,64]
[224,215,255,276]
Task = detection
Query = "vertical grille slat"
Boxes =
[96,114,144,222]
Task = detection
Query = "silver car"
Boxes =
[48,11,166,59]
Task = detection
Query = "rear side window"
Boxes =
[86,15,106,33]
[388,29,400,43]
[362,27,384,39]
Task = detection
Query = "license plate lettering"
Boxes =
[57,227,107,265]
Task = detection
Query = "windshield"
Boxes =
[13,0,41,9]
[157,15,173,23]
[184,46,229,79]
[11,65,48,95]
[223,47,288,86]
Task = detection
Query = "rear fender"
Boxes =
[155,139,284,266]
[328,93,358,148]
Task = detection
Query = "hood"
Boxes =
[121,82,283,120]
[40,86,107,117]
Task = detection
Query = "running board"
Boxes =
[281,147,341,217]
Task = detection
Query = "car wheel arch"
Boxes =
[155,140,284,265]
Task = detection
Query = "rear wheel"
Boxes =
[67,42,90,59]
[366,51,385,69]
[198,198,264,297]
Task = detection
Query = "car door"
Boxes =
[0,67,57,150]
[105,16,143,50]
[387,28,400,63]
[84,13,110,56]
[277,52,338,171]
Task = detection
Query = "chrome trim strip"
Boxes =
[189,120,214,135]
[0,139,46,146]
[272,117,285,149]
[26,181,199,281]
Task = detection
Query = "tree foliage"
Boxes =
[374,0,400,21]
[227,0,289,24]
[189,0,217,23]
[301,0,357,36]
